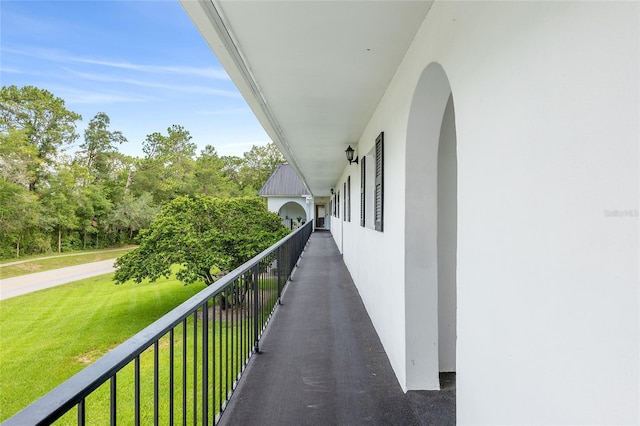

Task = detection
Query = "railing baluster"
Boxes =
[234,280,238,384]
[154,341,159,426]
[277,247,282,303]
[235,278,239,384]
[193,311,198,426]
[253,265,259,353]
[218,294,223,413]
[135,356,140,426]
[202,302,208,425]
[211,296,216,420]
[110,374,117,426]
[224,280,232,400]
[170,328,175,426]
[182,319,187,426]
[78,398,85,426]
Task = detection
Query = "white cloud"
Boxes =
[0,66,21,74]
[63,69,241,98]
[1,46,230,80]
[196,107,251,115]
[54,87,162,105]
[67,57,230,80]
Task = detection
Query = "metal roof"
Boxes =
[259,164,310,197]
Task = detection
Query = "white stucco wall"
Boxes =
[266,197,313,228]
[333,2,639,424]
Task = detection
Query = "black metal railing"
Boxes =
[3,221,313,426]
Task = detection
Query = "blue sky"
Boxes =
[0,0,270,158]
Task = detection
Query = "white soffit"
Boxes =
[181,0,433,196]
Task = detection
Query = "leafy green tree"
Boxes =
[0,128,37,188]
[0,180,41,257]
[40,162,83,252]
[133,125,197,203]
[221,155,243,186]
[76,182,112,248]
[106,192,158,241]
[114,196,289,287]
[237,142,285,191]
[0,85,81,191]
[100,151,137,205]
[77,112,127,181]
[193,145,240,197]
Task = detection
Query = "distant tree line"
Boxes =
[0,85,285,259]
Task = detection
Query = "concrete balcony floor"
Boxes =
[219,231,455,426]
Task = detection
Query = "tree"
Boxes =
[237,142,285,191]
[0,85,81,191]
[75,182,112,249]
[114,196,289,288]
[0,128,37,188]
[40,162,83,253]
[106,192,158,241]
[192,145,239,197]
[133,125,197,203]
[77,112,127,181]
[0,180,41,257]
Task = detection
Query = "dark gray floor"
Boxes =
[219,231,455,426]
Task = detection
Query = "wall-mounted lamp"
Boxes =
[345,145,358,165]
[330,188,334,195]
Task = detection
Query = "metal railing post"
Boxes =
[277,246,283,303]
[253,264,260,354]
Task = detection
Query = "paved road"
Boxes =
[0,259,116,301]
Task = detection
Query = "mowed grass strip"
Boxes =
[54,318,247,425]
[0,247,135,279]
[0,272,206,422]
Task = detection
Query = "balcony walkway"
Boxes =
[219,231,455,426]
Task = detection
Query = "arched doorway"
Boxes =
[278,201,307,230]
[404,62,457,390]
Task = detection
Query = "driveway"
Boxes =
[0,260,116,301]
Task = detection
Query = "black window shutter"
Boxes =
[374,132,384,232]
[360,156,366,226]
[343,182,346,220]
[347,176,351,222]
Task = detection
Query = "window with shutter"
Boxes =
[360,156,366,226]
[374,132,384,232]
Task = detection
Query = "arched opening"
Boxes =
[404,62,457,390]
[277,201,307,230]
[437,95,457,374]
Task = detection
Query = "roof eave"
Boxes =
[180,0,312,194]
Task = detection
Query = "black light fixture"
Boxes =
[345,145,358,165]
[330,188,334,195]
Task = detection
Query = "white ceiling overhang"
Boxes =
[181,0,433,196]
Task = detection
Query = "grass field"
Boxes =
[0,247,135,279]
[0,272,207,422]
[0,267,281,423]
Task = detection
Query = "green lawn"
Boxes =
[0,272,207,422]
[0,247,135,279]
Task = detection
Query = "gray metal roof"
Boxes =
[259,164,310,196]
